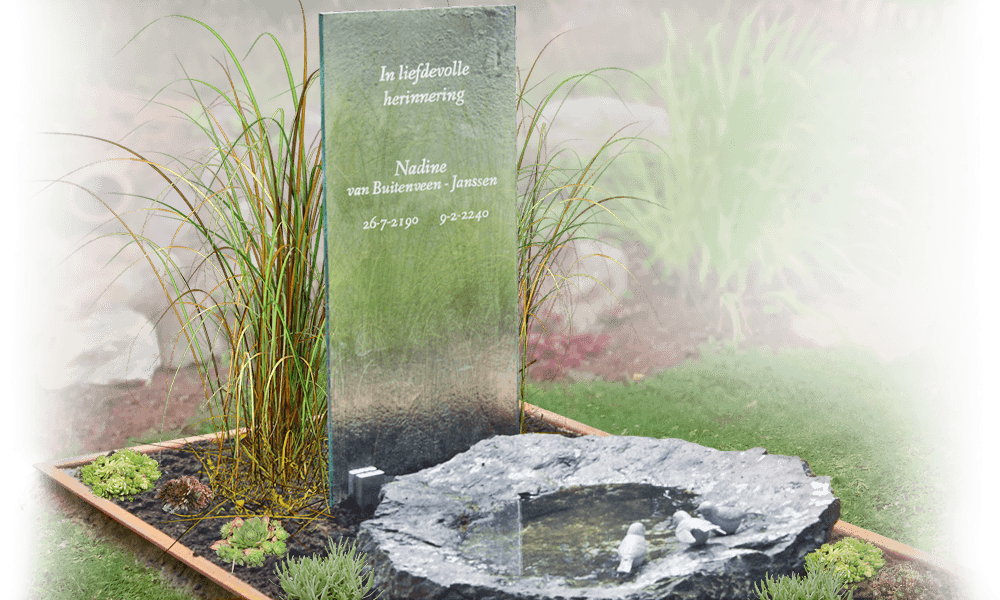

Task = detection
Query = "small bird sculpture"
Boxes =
[696,501,750,535]
[672,510,725,547]
[616,522,647,573]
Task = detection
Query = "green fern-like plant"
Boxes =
[273,537,382,600]
[753,564,855,600]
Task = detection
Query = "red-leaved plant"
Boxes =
[154,475,215,514]
[528,313,611,381]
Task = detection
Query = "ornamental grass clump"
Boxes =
[47,0,332,526]
[273,537,382,600]
[515,32,664,417]
[137,2,330,518]
[211,516,290,571]
[80,449,161,502]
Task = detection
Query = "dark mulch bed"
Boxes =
[61,410,976,600]
[61,412,576,600]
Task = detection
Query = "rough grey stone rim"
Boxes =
[358,433,840,599]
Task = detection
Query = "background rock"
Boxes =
[531,232,631,335]
[35,308,160,389]
[526,95,670,172]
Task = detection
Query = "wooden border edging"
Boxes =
[522,401,612,438]
[35,404,978,599]
[520,401,980,585]
[34,428,271,600]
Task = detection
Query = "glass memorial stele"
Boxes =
[319,5,518,506]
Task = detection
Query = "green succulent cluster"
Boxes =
[806,537,887,585]
[211,516,290,569]
[80,449,161,501]
[274,537,382,600]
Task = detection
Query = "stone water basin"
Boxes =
[357,433,841,600]
[516,483,700,583]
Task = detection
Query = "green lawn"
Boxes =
[27,503,206,600]
[524,342,961,562]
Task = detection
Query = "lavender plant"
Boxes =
[753,566,854,600]
[273,536,382,600]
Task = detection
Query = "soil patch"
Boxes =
[53,412,575,600]
[58,413,972,600]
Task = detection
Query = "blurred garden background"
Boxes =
[15,0,982,596]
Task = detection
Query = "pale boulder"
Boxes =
[36,308,160,390]
[534,95,670,160]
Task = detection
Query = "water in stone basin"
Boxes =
[514,484,697,584]
[453,484,740,587]
[455,483,698,583]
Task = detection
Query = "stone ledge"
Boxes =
[521,400,974,588]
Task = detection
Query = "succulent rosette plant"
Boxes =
[805,537,886,585]
[80,448,161,502]
[211,516,290,570]
[154,476,215,514]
